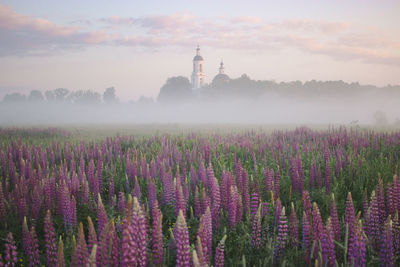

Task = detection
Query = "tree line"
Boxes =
[1,87,118,105]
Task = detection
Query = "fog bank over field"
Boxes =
[1,77,400,126]
[0,91,399,126]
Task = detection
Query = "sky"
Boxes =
[0,0,399,100]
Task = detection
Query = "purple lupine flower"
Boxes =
[302,190,312,219]
[353,220,366,267]
[275,198,282,226]
[118,192,126,215]
[87,216,98,256]
[97,194,108,235]
[386,183,395,218]
[133,177,142,201]
[214,235,227,267]
[377,178,386,226]
[289,202,299,247]
[148,178,157,211]
[237,193,243,224]
[4,232,18,267]
[44,210,57,267]
[108,177,115,207]
[274,167,280,200]
[251,204,262,248]
[220,171,229,211]
[0,185,6,223]
[325,159,332,194]
[71,223,89,267]
[122,217,138,266]
[152,200,163,267]
[265,167,272,193]
[175,184,186,217]
[330,194,341,241]
[241,168,250,216]
[174,210,190,267]
[163,170,174,205]
[273,207,288,266]
[393,212,400,259]
[201,188,210,216]
[312,202,324,258]
[22,217,31,257]
[211,177,221,229]
[309,160,316,189]
[367,191,380,249]
[204,206,213,260]
[121,197,148,266]
[250,191,260,218]
[322,217,335,267]
[110,223,121,267]
[28,226,40,267]
[197,215,209,264]
[302,211,312,265]
[345,192,356,265]
[97,221,112,266]
[194,187,201,217]
[135,197,149,267]
[380,217,394,267]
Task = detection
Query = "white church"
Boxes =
[191,45,230,89]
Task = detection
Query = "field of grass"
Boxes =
[0,125,399,266]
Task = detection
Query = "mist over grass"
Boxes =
[1,78,399,126]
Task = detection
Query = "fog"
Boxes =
[0,90,399,126]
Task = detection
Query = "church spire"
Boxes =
[219,59,225,74]
[191,45,205,89]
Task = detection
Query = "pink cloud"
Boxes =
[0,3,107,56]
[0,4,78,36]
[0,3,398,68]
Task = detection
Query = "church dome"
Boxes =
[193,55,204,61]
[212,73,230,83]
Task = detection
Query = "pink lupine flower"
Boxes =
[4,232,18,267]
[330,194,341,241]
[71,223,88,267]
[273,207,288,266]
[44,210,57,267]
[345,192,356,266]
[97,194,108,235]
[322,217,335,267]
[174,210,190,267]
[214,235,227,267]
[380,217,394,267]
[87,216,98,256]
[252,204,262,248]
[152,200,163,266]
[289,202,299,247]
[302,211,312,265]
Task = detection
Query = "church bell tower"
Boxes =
[191,45,205,89]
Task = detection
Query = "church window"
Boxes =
[200,64,203,72]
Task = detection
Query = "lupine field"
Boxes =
[0,126,400,266]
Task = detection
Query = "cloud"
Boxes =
[1,3,399,68]
[0,4,107,56]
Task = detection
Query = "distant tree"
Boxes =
[103,87,118,104]
[68,90,101,105]
[157,76,193,103]
[138,96,154,105]
[373,110,388,126]
[45,90,55,102]
[2,93,26,103]
[28,90,44,102]
[45,88,70,102]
